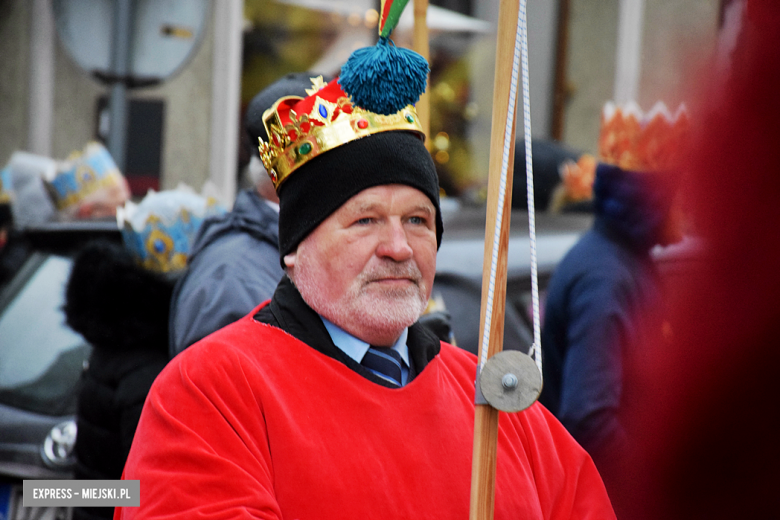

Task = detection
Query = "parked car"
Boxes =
[0,221,121,520]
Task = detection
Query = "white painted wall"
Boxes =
[27,0,55,157]
[208,0,244,206]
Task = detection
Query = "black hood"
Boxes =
[64,240,174,352]
[593,163,678,251]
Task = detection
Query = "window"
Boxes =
[0,254,90,416]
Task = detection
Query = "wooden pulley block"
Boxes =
[477,350,542,413]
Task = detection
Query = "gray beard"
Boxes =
[289,259,429,342]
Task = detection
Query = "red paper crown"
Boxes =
[257,77,425,190]
[598,101,689,172]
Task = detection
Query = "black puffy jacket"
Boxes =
[64,241,173,520]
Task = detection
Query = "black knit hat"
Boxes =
[277,130,442,259]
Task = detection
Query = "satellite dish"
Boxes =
[52,0,210,86]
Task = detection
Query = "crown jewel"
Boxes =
[258,77,425,190]
[598,101,689,172]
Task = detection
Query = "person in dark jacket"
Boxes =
[539,101,688,476]
[65,189,221,520]
[168,188,283,356]
[168,72,322,357]
[64,241,173,520]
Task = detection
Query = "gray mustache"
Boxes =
[363,261,422,284]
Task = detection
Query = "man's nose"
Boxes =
[376,219,413,261]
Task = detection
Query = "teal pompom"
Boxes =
[339,37,429,116]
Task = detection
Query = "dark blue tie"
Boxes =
[361,347,405,387]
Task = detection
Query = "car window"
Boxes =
[0,254,90,416]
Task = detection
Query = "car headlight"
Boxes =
[41,420,77,468]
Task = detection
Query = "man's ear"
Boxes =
[283,252,297,270]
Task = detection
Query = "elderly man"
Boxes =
[116,77,614,520]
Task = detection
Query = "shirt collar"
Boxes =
[320,316,410,367]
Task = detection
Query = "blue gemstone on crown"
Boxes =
[153,238,166,253]
[318,104,328,119]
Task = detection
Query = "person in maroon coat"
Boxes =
[607,1,780,518]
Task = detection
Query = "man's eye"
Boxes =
[356,217,372,225]
[409,216,425,225]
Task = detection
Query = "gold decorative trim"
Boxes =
[258,98,424,190]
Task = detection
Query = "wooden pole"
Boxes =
[469,0,520,519]
[412,0,431,142]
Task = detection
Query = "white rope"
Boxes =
[519,0,542,378]
[479,0,542,382]
[478,0,523,369]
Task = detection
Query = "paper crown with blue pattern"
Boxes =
[43,141,126,212]
[0,164,12,204]
[117,188,226,273]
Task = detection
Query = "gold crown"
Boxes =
[257,77,424,190]
[598,101,689,172]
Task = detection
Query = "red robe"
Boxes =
[116,304,614,519]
